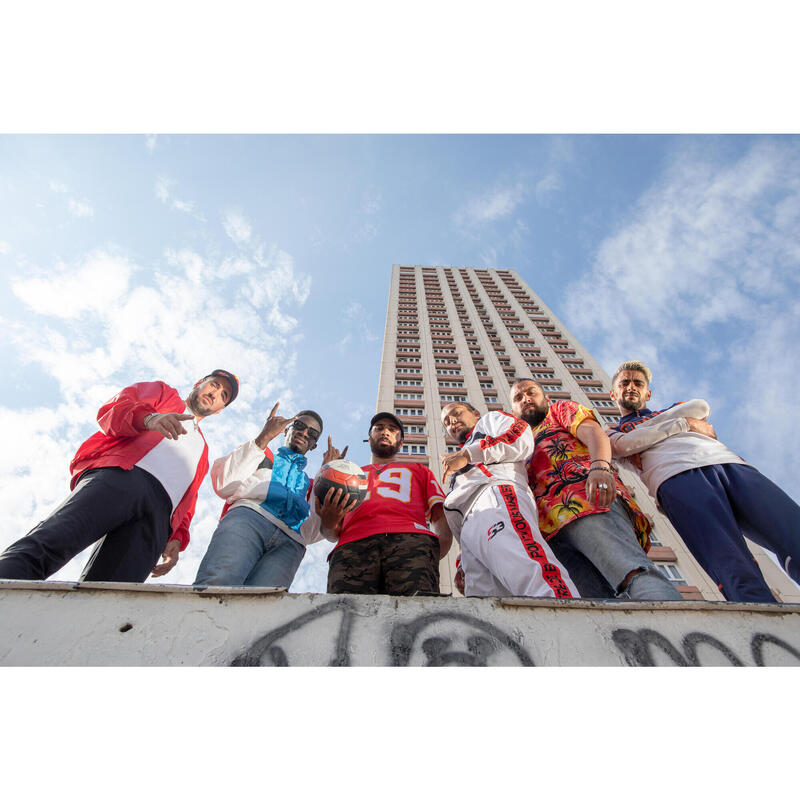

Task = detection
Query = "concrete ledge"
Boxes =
[1,582,799,666]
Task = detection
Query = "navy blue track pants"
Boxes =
[657,463,800,603]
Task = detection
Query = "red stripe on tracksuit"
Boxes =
[479,415,528,450]
[497,484,574,599]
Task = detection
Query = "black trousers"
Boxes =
[0,467,172,582]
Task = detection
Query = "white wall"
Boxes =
[2,582,799,666]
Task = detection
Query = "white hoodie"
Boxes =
[608,398,745,497]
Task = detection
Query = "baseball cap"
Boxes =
[369,411,404,439]
[204,369,239,405]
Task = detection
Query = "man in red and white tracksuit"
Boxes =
[0,370,238,583]
[440,401,578,599]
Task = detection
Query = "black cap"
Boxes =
[204,369,239,405]
[369,412,404,439]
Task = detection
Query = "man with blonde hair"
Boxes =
[609,360,800,603]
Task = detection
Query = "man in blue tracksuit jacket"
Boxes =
[608,360,800,603]
[194,402,326,588]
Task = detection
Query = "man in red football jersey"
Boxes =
[316,412,453,595]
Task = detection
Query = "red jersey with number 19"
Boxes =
[332,462,446,551]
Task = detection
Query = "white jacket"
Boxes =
[608,399,745,497]
[211,439,322,546]
[443,411,535,540]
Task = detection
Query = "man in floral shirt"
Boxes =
[509,378,681,601]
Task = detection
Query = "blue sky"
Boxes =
[2,133,799,592]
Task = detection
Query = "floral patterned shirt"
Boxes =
[527,400,651,551]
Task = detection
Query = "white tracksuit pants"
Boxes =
[460,483,579,599]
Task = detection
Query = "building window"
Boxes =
[592,400,615,408]
[446,445,460,453]
[395,407,424,416]
[582,385,603,393]
[657,564,687,586]
[400,444,427,454]
[648,529,663,546]
[406,425,426,434]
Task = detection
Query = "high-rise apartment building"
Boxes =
[376,264,800,601]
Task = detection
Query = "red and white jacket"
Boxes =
[442,411,535,539]
[69,381,208,551]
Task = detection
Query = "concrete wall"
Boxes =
[2,581,799,666]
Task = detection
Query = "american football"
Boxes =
[313,459,369,510]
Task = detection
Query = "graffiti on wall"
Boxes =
[611,628,800,667]
[229,598,800,666]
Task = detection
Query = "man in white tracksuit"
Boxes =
[440,401,578,599]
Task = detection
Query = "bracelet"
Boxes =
[588,466,612,475]
[143,413,159,429]
[590,459,611,466]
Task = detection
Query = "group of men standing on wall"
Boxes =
[1,360,799,605]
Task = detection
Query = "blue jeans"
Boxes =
[557,499,682,601]
[194,506,306,588]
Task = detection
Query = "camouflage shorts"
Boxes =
[327,533,439,596]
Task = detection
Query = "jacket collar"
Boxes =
[276,445,308,469]
[618,406,652,424]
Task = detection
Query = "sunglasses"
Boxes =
[291,419,321,441]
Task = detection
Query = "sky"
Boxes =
[1,133,800,593]
[3,5,800,797]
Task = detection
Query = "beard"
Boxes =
[370,439,401,458]
[185,388,215,418]
[520,403,548,428]
[618,395,643,412]
[455,427,471,445]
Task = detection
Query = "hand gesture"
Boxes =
[687,417,716,439]
[145,412,195,440]
[586,468,615,508]
[255,402,298,449]
[315,487,360,535]
[151,539,180,577]
[322,435,349,465]
[441,450,469,485]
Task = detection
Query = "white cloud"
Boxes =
[222,210,252,245]
[67,197,94,218]
[0,240,8,254]
[145,134,158,152]
[1,241,313,584]
[12,250,132,319]
[362,188,382,215]
[336,302,379,354]
[455,183,526,227]
[562,139,800,496]
[535,171,562,202]
[155,176,199,217]
[49,181,94,219]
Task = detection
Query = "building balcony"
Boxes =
[647,546,678,562]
